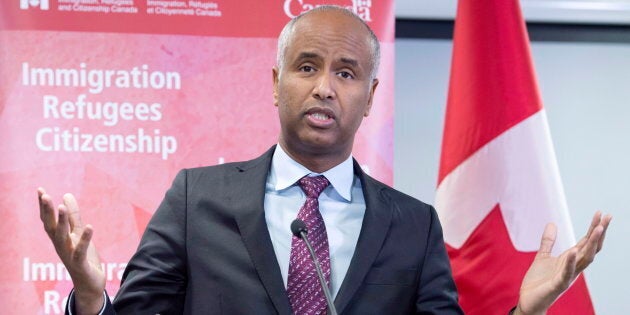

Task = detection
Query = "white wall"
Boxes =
[393,38,630,314]
[395,0,630,24]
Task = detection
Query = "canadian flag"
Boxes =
[435,0,595,314]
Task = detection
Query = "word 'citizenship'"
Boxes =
[43,94,162,127]
[36,127,178,160]
[22,62,181,94]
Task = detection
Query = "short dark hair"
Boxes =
[276,5,381,80]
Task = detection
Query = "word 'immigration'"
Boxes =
[22,62,182,94]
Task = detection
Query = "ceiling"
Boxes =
[395,0,630,25]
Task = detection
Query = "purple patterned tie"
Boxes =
[287,175,331,315]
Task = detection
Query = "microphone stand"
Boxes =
[292,219,338,315]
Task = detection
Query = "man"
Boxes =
[38,6,611,315]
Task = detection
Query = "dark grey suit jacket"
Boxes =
[82,146,463,314]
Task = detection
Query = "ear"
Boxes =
[364,78,379,117]
[272,67,280,107]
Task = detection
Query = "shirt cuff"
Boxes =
[67,289,107,315]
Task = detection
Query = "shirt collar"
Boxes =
[270,144,354,201]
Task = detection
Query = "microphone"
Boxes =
[291,219,338,315]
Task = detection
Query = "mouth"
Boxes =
[309,112,332,120]
[305,107,335,127]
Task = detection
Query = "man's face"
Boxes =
[273,10,378,162]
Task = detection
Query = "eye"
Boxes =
[299,65,315,72]
[337,71,354,79]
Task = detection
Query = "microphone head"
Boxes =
[291,219,308,238]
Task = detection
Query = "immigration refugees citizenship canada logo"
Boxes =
[20,0,49,10]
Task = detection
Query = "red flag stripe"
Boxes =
[438,0,543,184]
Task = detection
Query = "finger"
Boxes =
[559,248,578,290]
[576,211,601,248]
[63,193,84,233]
[54,205,71,247]
[72,225,93,263]
[586,211,602,237]
[597,214,612,252]
[38,189,58,236]
[577,225,604,272]
[37,187,46,208]
[538,223,557,257]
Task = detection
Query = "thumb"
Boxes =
[538,223,557,257]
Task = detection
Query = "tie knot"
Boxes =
[297,175,330,198]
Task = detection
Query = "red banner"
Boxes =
[0,0,394,41]
[0,1,394,313]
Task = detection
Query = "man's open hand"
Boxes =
[38,188,106,315]
[514,211,612,315]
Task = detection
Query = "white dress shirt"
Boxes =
[264,145,367,299]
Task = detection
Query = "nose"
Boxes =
[313,73,336,101]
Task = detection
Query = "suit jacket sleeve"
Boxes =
[64,171,188,315]
[415,205,463,314]
[109,169,190,314]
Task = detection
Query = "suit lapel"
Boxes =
[232,146,292,315]
[334,161,393,314]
